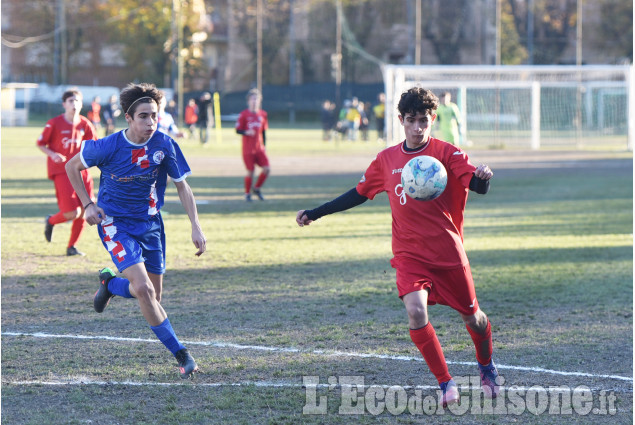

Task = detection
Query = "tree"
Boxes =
[96,0,205,87]
[594,0,633,63]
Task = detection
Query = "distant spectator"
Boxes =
[435,92,462,146]
[358,101,370,142]
[102,94,121,136]
[196,92,212,145]
[373,92,386,142]
[184,98,199,139]
[345,97,361,141]
[157,95,184,138]
[336,100,350,139]
[165,99,178,120]
[86,96,102,136]
[321,100,336,141]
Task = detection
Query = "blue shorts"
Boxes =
[97,213,166,275]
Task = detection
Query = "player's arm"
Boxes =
[38,144,66,163]
[65,155,104,225]
[296,188,368,226]
[173,179,207,256]
[469,164,494,195]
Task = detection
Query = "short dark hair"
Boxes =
[397,87,439,117]
[62,89,82,102]
[247,88,262,100]
[120,83,162,118]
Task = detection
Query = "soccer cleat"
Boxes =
[94,267,116,313]
[66,246,85,256]
[252,188,265,201]
[44,215,53,242]
[245,193,252,202]
[478,360,501,399]
[175,348,198,379]
[440,379,459,407]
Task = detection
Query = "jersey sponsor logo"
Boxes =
[61,130,86,149]
[453,150,464,156]
[394,183,407,205]
[392,168,403,174]
[359,174,366,183]
[132,147,149,169]
[152,150,165,165]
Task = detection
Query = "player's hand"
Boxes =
[474,164,493,180]
[50,153,67,163]
[84,203,105,226]
[192,228,207,256]
[296,210,313,227]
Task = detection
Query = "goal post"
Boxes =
[382,65,633,151]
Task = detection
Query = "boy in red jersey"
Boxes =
[37,89,97,256]
[296,87,498,407]
[235,88,270,201]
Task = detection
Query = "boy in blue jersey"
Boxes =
[65,83,207,379]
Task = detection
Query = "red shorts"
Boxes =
[243,150,269,172]
[391,257,479,315]
[53,170,94,213]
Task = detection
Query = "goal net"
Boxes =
[382,65,633,150]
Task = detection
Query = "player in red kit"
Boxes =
[235,88,270,201]
[37,89,97,256]
[296,87,499,407]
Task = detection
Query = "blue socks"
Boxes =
[107,277,133,298]
[150,318,186,355]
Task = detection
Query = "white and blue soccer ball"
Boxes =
[401,155,447,201]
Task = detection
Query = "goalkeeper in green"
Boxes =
[435,92,462,146]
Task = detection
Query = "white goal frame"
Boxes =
[382,65,633,151]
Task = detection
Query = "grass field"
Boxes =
[1,126,633,424]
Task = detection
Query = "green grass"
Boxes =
[1,126,633,424]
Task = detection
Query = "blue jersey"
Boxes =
[80,130,191,219]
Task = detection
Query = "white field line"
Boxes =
[3,331,632,383]
[2,379,632,395]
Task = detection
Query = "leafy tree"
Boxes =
[594,0,633,63]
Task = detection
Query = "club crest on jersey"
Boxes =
[152,150,165,164]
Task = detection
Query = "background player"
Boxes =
[235,88,270,201]
[37,88,97,256]
[65,83,207,379]
[296,87,498,406]
[435,91,463,146]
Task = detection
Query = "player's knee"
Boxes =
[462,310,487,331]
[132,281,156,303]
[407,304,428,326]
[63,208,81,221]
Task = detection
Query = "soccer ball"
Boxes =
[401,155,447,201]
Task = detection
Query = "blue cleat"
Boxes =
[478,360,501,398]
[175,348,199,379]
[440,379,459,407]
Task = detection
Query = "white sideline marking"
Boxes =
[3,331,632,383]
[2,379,631,395]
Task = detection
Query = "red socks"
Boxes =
[48,211,67,225]
[244,176,253,194]
[466,320,493,366]
[68,217,85,248]
[255,172,268,189]
[410,323,452,384]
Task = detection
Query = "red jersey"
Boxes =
[37,114,97,179]
[236,109,268,154]
[356,138,476,268]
